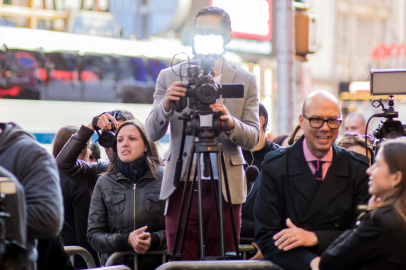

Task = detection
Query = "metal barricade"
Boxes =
[93,266,131,270]
[105,250,167,270]
[238,244,257,260]
[64,246,97,269]
[155,260,281,270]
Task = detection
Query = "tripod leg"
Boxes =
[171,144,195,260]
[216,152,225,257]
[178,166,198,257]
[196,152,208,259]
[208,156,221,236]
[220,152,240,257]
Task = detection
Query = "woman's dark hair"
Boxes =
[53,125,89,161]
[195,6,232,34]
[103,120,162,177]
[53,125,78,158]
[287,124,303,146]
[259,103,268,132]
[374,138,406,224]
[273,134,289,146]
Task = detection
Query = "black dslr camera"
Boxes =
[92,111,128,148]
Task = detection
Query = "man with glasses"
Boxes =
[254,91,370,270]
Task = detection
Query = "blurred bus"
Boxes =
[0,26,243,155]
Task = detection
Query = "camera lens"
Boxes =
[203,89,212,98]
[98,131,115,148]
[197,83,217,104]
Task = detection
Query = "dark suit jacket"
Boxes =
[320,204,406,270]
[254,136,370,270]
[241,139,280,240]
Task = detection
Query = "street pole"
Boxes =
[276,0,295,134]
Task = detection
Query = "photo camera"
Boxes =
[174,34,244,112]
[93,111,128,148]
[369,69,406,140]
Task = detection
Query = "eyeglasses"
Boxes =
[344,132,374,145]
[303,114,342,129]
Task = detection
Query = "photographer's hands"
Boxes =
[163,82,235,131]
[163,81,186,113]
[210,101,235,131]
[88,113,120,131]
[128,226,152,254]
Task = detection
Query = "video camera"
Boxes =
[172,34,244,137]
[92,111,129,148]
[369,69,406,141]
[174,56,244,112]
[0,167,28,270]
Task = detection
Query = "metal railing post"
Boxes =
[64,246,97,269]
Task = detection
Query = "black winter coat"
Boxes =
[56,125,108,192]
[0,123,63,270]
[59,170,100,268]
[87,167,166,265]
[241,138,280,240]
[254,136,370,270]
[320,204,406,270]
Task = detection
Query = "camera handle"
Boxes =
[173,113,191,187]
[372,96,398,119]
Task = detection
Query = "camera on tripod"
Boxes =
[174,34,244,111]
[173,34,244,137]
[369,69,406,141]
[169,34,244,260]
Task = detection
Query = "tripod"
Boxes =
[170,113,240,260]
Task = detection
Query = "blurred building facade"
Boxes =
[298,0,406,134]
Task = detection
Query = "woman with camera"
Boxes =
[310,138,406,270]
[87,120,166,269]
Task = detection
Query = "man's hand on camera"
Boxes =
[210,101,235,131]
[163,81,186,113]
[97,113,120,131]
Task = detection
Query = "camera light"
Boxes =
[193,34,225,56]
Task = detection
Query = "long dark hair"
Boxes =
[287,124,302,146]
[53,125,89,161]
[373,138,406,223]
[103,120,162,177]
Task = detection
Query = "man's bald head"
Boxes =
[302,91,341,117]
[344,112,367,135]
[299,91,342,158]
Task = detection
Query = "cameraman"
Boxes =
[146,6,260,260]
[56,110,134,192]
[0,123,63,269]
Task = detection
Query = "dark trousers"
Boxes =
[166,182,242,260]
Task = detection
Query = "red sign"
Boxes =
[210,0,272,41]
[370,43,406,60]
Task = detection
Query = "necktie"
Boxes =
[311,160,325,181]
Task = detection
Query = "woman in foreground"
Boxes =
[311,138,406,270]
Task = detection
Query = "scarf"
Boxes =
[117,155,148,183]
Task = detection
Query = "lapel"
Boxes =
[288,137,320,202]
[303,144,351,221]
[219,58,237,104]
